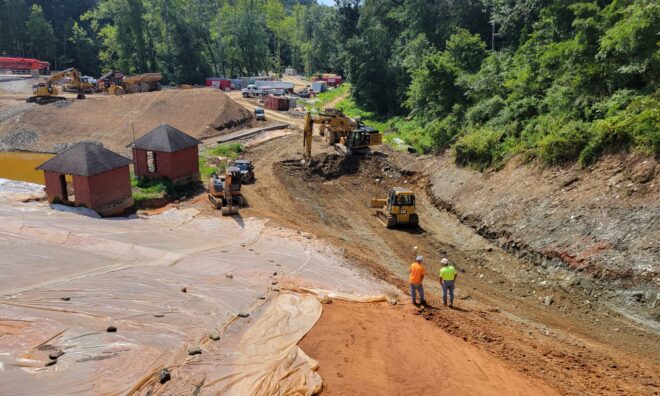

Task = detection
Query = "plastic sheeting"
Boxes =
[0,180,395,395]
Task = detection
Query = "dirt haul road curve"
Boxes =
[192,128,660,395]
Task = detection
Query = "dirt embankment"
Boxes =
[232,135,658,395]
[424,153,659,325]
[0,88,251,154]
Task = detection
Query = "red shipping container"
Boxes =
[219,79,231,89]
[264,95,289,111]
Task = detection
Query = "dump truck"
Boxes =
[208,166,246,216]
[370,188,419,228]
[99,70,162,95]
[302,109,382,163]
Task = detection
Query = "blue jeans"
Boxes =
[442,280,455,305]
[410,283,425,305]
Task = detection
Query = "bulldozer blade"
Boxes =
[370,198,387,208]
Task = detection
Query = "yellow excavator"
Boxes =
[208,166,246,216]
[370,188,419,228]
[26,68,91,104]
[302,109,382,163]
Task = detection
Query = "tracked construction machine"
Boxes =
[371,188,419,228]
[26,68,92,104]
[208,166,246,216]
[302,109,382,164]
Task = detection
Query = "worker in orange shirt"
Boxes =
[409,255,426,306]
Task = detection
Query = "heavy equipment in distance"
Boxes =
[99,70,162,95]
[302,109,382,163]
[371,187,419,228]
[208,166,246,216]
[26,68,92,104]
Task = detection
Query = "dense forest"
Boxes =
[0,0,657,167]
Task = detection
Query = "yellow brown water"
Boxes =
[0,151,53,184]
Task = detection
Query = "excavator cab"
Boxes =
[371,187,419,228]
[347,126,383,151]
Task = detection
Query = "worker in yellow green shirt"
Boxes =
[439,258,457,307]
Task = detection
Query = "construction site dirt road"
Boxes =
[188,129,660,395]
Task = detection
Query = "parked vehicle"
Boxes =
[254,107,266,121]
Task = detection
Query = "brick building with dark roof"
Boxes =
[37,142,133,216]
[129,124,202,184]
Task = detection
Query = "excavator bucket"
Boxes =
[221,206,238,216]
[370,198,387,208]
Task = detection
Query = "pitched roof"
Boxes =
[37,142,132,177]
[128,124,202,153]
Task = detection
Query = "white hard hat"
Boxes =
[441,258,449,265]
[416,255,423,261]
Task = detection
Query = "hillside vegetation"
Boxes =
[342,0,658,168]
[1,0,657,168]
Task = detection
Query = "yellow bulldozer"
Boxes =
[208,166,246,216]
[26,67,92,104]
[371,187,419,228]
[302,109,382,163]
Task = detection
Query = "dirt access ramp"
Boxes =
[299,300,558,396]
[0,88,250,154]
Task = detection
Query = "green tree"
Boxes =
[25,4,56,62]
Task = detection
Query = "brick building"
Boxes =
[36,142,133,216]
[129,124,202,184]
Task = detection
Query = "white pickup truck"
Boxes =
[241,84,284,98]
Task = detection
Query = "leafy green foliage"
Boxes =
[208,143,244,158]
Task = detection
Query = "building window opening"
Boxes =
[146,151,157,172]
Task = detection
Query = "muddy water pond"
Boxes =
[0,151,53,184]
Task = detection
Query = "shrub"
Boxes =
[426,114,460,149]
[454,127,504,169]
[465,96,505,126]
[538,121,592,164]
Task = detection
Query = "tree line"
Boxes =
[1,0,657,167]
[341,0,658,167]
[0,0,341,82]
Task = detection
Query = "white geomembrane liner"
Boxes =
[0,180,395,395]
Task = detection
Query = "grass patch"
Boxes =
[208,143,244,158]
[198,143,245,180]
[131,176,201,205]
[305,84,350,111]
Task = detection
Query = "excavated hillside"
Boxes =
[424,153,659,326]
[0,88,251,154]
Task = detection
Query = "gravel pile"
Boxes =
[0,128,39,150]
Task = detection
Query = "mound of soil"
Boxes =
[284,152,413,181]
[0,88,251,154]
